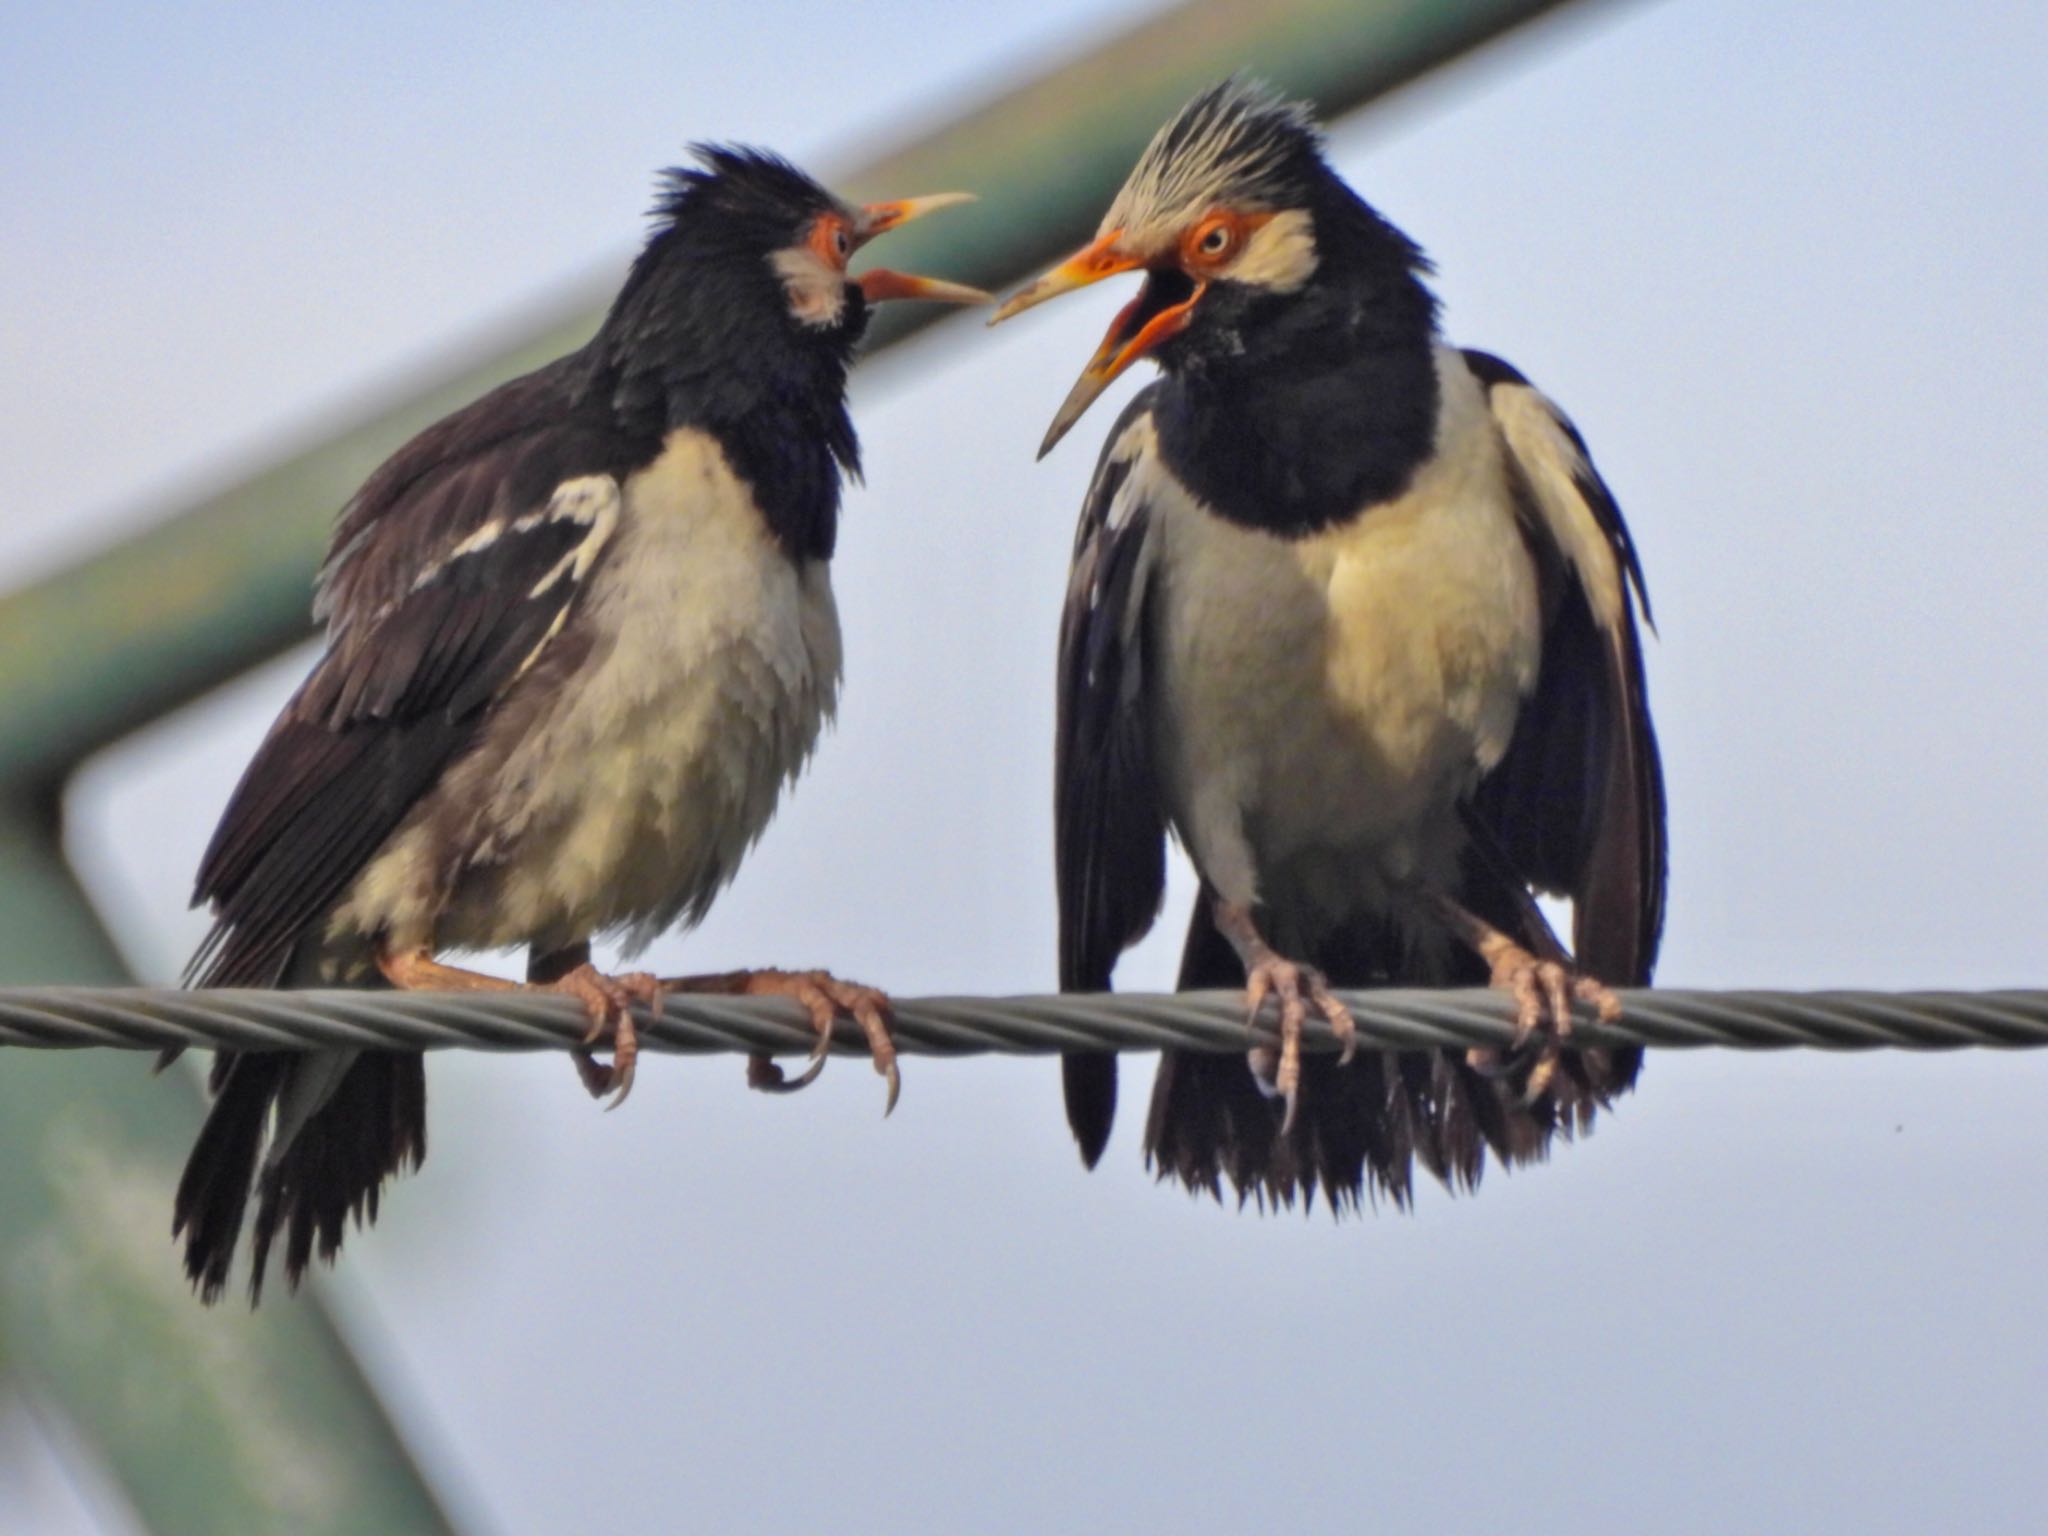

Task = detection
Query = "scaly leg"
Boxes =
[1212,899,1357,1135]
[378,943,660,1109]
[661,968,899,1115]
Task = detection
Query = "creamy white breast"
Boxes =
[1150,346,1541,928]
[336,427,841,959]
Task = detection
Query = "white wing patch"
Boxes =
[527,474,622,599]
[1487,382,1627,636]
[1089,412,1169,712]
[439,517,506,563]
[1103,412,1158,534]
[507,474,621,681]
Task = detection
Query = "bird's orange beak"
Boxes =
[849,193,991,306]
[990,230,1204,458]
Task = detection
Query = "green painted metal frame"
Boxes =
[0,1,1600,1529]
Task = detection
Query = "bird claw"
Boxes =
[1241,955,1354,1136]
[554,967,662,1110]
[1575,974,1624,1023]
[746,1047,830,1094]
[1466,942,1621,1104]
[688,969,900,1114]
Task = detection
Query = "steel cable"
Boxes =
[3,986,2046,1056]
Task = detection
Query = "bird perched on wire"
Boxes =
[172,146,986,1302]
[990,80,1665,1210]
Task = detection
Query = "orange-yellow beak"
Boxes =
[990,230,1205,458]
[849,193,991,307]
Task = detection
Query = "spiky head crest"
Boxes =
[1102,77,1323,248]
[652,144,846,246]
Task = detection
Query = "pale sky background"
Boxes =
[5,1,2048,1531]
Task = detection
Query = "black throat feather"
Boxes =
[1152,176,1442,540]
[580,152,867,562]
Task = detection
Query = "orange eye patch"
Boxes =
[808,214,853,269]
[1181,210,1274,272]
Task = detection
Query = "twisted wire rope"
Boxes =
[3,986,2046,1057]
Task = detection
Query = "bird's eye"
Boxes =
[1190,218,1237,263]
[832,225,851,258]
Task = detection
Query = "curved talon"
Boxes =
[1322,987,1359,1067]
[834,982,900,1116]
[553,966,659,1109]
[671,968,899,1112]
[1240,955,1351,1136]
[879,1060,902,1118]
[747,1049,829,1094]
[1246,1044,1282,1097]
[1276,983,1305,1136]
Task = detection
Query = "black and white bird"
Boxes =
[172,146,985,1302]
[990,81,1665,1209]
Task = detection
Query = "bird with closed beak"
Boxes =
[991,80,1665,1210]
[173,146,986,1302]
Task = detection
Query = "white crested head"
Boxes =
[1102,78,1323,250]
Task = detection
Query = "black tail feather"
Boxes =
[173,1048,426,1305]
[172,1051,293,1304]
[248,1050,426,1303]
[1061,1051,1118,1169]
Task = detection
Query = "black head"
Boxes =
[992,79,1441,458]
[584,146,984,557]
[592,147,869,433]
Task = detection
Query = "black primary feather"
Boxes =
[1054,389,1172,1167]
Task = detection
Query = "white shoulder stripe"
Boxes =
[409,517,508,593]
[528,475,622,599]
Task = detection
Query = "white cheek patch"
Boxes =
[770,246,848,329]
[1228,208,1317,293]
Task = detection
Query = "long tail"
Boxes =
[174,1047,426,1303]
[172,945,426,1304]
[1142,865,1640,1215]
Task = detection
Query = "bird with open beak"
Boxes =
[991,80,1665,1211]
[173,146,986,1302]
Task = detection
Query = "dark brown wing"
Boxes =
[189,362,625,987]
[1464,349,1666,985]
[1054,387,1171,1165]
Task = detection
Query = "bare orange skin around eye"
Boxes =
[807,214,852,271]
[1178,208,1276,274]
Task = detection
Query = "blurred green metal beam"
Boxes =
[0,0,1602,791]
[0,804,459,1536]
[0,0,1616,1530]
